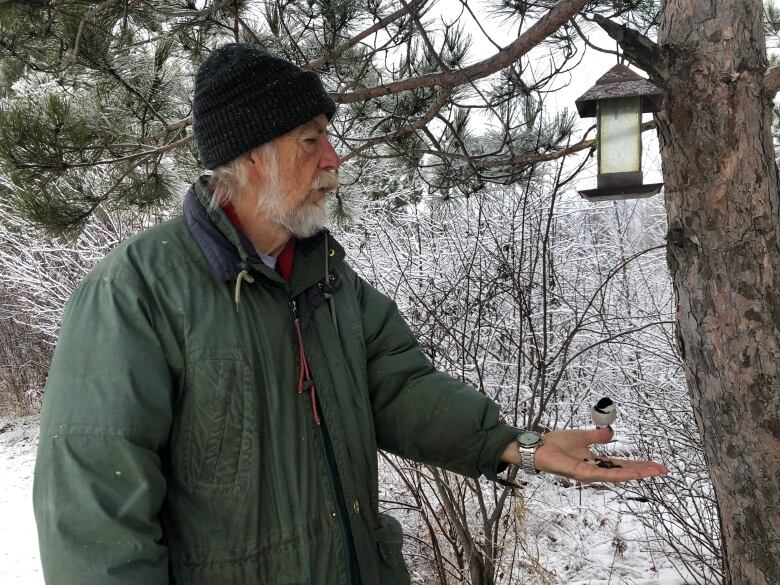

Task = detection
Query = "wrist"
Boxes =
[500,441,522,466]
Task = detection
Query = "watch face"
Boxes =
[516,431,543,448]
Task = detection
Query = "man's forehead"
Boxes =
[298,115,328,133]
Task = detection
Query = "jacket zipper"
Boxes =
[288,299,356,585]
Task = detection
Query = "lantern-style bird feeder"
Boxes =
[575,64,664,201]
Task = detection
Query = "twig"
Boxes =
[569,17,621,59]
[100,65,168,126]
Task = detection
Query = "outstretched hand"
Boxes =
[503,427,668,483]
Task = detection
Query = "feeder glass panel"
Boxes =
[598,97,641,175]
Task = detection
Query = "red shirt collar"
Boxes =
[221,201,295,282]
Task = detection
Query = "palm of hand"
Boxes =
[534,428,668,483]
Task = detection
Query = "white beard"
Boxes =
[255,152,339,238]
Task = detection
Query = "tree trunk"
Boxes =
[657,0,780,582]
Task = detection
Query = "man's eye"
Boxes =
[304,138,318,144]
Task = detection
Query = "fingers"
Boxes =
[607,458,669,475]
[583,425,615,445]
[543,427,613,451]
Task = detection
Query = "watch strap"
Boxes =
[518,446,538,474]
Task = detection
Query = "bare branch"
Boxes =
[363,120,654,176]
[164,116,193,134]
[331,0,590,103]
[476,136,595,170]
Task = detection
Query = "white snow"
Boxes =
[515,477,703,584]
[0,417,43,585]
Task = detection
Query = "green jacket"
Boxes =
[33,179,518,585]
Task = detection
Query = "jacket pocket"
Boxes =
[176,349,255,493]
[376,513,411,585]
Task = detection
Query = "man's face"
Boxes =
[253,114,340,238]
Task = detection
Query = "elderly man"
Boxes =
[33,44,667,585]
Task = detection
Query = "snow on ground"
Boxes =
[0,416,43,585]
[518,476,702,584]
[1,417,708,585]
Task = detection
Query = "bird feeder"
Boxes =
[575,64,664,201]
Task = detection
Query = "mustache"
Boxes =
[310,171,339,193]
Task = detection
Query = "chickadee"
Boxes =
[591,397,618,430]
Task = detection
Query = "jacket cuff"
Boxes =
[478,423,521,481]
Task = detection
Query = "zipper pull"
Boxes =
[289,299,299,320]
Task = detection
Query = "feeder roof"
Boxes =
[575,64,663,118]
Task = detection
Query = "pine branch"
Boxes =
[99,64,168,126]
[340,88,450,162]
[70,0,121,63]
[306,0,428,70]
[140,0,238,19]
[387,121,655,175]
[332,0,590,103]
[14,135,192,171]
[399,0,450,72]
[591,14,666,81]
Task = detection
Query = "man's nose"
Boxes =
[319,138,340,172]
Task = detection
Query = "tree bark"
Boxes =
[656,0,780,582]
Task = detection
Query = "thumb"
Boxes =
[586,425,614,445]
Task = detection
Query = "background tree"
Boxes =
[591,1,780,582]
[1,0,778,582]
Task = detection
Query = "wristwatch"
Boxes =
[515,430,544,474]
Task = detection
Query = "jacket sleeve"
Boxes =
[33,276,173,585]
[356,276,518,480]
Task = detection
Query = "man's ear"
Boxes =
[244,148,267,183]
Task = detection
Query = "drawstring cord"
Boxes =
[234,268,255,310]
[292,308,321,425]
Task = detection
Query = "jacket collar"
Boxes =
[183,176,345,296]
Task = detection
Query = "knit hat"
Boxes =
[193,43,337,169]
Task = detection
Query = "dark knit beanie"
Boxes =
[193,43,337,169]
